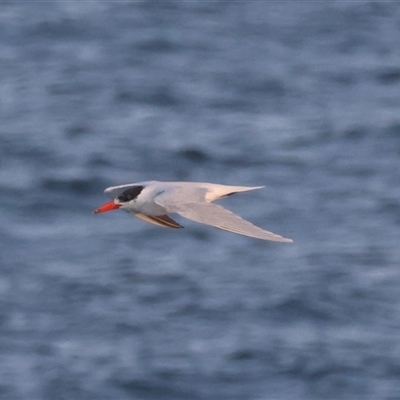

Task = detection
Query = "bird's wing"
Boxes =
[155,192,292,242]
[155,186,209,209]
[133,213,183,229]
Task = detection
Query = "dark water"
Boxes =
[1,2,400,399]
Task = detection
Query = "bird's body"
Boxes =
[94,181,292,242]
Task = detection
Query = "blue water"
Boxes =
[1,2,400,399]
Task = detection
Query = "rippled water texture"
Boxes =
[0,2,400,399]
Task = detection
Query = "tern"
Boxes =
[94,181,292,242]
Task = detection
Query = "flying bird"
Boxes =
[94,181,292,242]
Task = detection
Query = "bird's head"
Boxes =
[93,185,144,214]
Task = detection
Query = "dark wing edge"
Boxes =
[133,213,184,229]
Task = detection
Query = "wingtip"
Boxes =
[277,235,293,243]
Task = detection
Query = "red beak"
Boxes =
[93,201,121,214]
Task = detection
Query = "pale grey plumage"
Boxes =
[154,188,292,242]
[99,181,292,242]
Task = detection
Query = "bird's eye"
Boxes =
[117,186,144,203]
[117,192,133,202]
